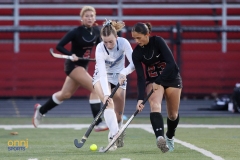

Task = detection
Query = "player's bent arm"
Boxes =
[56,29,76,55]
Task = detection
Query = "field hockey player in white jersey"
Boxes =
[92,19,135,151]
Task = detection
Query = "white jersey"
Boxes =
[93,37,135,96]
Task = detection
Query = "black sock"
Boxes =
[90,103,102,125]
[166,114,179,139]
[150,112,164,138]
[39,97,58,115]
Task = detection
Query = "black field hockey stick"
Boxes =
[49,48,95,61]
[99,89,154,153]
[74,83,120,148]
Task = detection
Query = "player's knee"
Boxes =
[61,92,72,99]
[168,113,178,121]
[91,89,98,96]
[149,100,161,109]
[116,112,123,121]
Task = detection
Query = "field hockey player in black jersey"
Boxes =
[32,6,108,132]
[131,22,183,153]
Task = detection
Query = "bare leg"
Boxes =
[165,87,181,120]
[165,87,181,139]
[146,84,164,112]
[68,66,99,100]
[68,67,104,127]
[54,76,80,101]
[146,84,168,153]
[92,81,111,103]
[94,82,118,140]
[113,88,126,123]
[40,67,101,121]
[112,87,126,148]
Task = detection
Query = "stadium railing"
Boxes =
[1,0,240,53]
[1,0,240,98]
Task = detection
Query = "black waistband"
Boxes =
[107,73,119,75]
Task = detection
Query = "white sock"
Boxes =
[104,108,119,138]
[89,99,101,104]
[52,93,63,104]
[118,118,123,129]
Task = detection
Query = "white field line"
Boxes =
[1,124,238,160]
[1,124,240,130]
[142,127,224,160]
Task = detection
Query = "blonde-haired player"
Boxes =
[93,19,135,151]
[33,6,108,132]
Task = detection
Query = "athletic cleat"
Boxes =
[32,103,44,128]
[108,137,117,151]
[94,121,109,132]
[166,135,174,152]
[156,136,169,153]
[116,130,126,148]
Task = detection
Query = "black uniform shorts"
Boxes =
[146,73,183,90]
[64,60,88,75]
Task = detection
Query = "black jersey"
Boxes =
[132,36,180,100]
[56,25,101,67]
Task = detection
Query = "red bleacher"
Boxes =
[181,51,240,96]
[0,3,240,98]
[0,48,95,97]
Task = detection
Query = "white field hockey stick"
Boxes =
[99,89,154,153]
[74,83,120,148]
[49,48,95,61]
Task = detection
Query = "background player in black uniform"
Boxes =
[131,22,182,153]
[32,6,108,132]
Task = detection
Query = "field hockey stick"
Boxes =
[99,89,154,153]
[74,83,120,148]
[49,48,95,61]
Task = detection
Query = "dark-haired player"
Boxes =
[131,22,182,153]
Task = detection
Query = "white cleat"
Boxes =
[108,137,117,151]
[156,136,169,153]
[94,121,109,132]
[166,135,174,152]
[32,103,44,128]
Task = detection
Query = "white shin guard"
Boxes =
[118,118,123,129]
[104,108,119,138]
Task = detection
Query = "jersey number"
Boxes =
[147,62,166,78]
[83,50,91,58]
